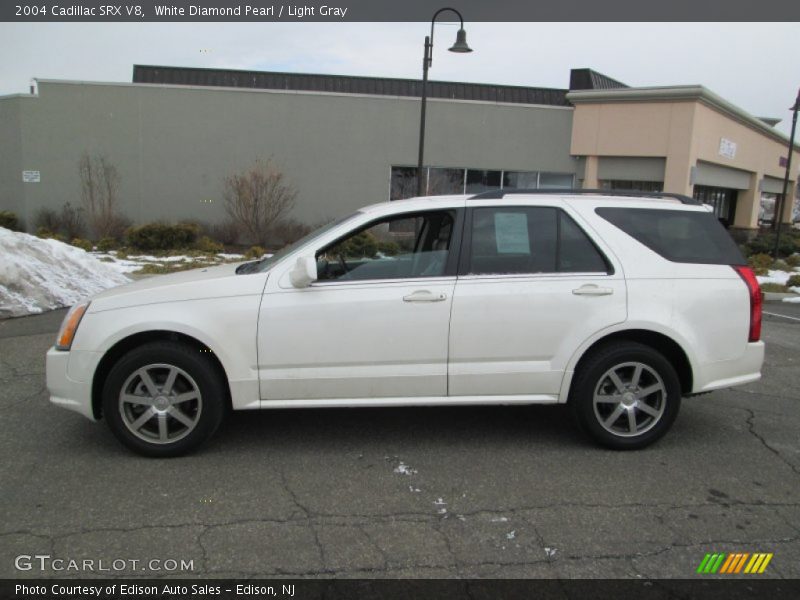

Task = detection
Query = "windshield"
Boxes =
[247,212,361,273]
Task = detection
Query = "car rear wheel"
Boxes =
[102,341,226,457]
[570,342,681,450]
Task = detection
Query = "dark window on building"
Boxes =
[390,167,419,200]
[596,207,745,265]
[466,170,502,194]
[539,172,575,189]
[692,185,737,227]
[503,171,538,189]
[600,180,664,193]
[426,168,464,196]
[466,207,609,275]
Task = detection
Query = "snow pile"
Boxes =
[757,270,794,286]
[0,228,130,318]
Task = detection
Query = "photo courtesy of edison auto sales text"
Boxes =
[15,584,296,597]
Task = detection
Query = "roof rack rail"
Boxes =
[468,188,701,205]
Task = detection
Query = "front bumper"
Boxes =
[46,347,97,421]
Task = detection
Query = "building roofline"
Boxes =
[132,64,571,107]
[29,78,573,111]
[567,85,800,152]
[133,64,568,96]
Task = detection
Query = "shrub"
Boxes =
[70,238,93,252]
[79,152,129,239]
[0,210,21,231]
[34,208,61,233]
[772,259,789,272]
[136,263,173,275]
[32,203,86,239]
[96,237,118,252]
[787,274,800,288]
[244,245,266,260]
[36,228,65,242]
[377,240,401,256]
[270,218,313,246]
[58,202,86,239]
[786,254,800,268]
[195,235,224,254]
[335,231,379,259]
[125,222,200,251]
[209,220,241,245]
[748,253,774,270]
[224,158,297,246]
[760,282,788,293]
[746,231,800,258]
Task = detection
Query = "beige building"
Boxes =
[569,86,800,232]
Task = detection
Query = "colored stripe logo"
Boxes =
[696,552,773,574]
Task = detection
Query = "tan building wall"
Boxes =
[569,86,800,229]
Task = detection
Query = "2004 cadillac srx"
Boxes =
[47,190,764,456]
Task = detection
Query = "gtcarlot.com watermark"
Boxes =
[14,554,194,573]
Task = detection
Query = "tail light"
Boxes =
[733,266,762,342]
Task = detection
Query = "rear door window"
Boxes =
[465,207,610,275]
[596,208,745,265]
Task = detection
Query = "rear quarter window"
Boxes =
[595,207,745,265]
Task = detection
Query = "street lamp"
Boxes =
[416,7,472,196]
[773,88,800,258]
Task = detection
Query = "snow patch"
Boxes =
[491,516,509,523]
[545,547,557,558]
[782,296,800,303]
[757,270,792,285]
[506,530,516,540]
[0,228,129,318]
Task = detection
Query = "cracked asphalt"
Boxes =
[1,305,799,580]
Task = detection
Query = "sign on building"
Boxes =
[718,138,737,160]
[22,170,40,183]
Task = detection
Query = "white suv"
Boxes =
[46,191,764,456]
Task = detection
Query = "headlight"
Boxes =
[55,302,90,351]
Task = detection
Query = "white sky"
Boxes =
[1,22,798,136]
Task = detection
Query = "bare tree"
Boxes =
[223,159,297,247]
[79,152,126,239]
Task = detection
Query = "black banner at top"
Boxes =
[3,0,800,22]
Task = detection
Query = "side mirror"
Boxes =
[289,256,317,288]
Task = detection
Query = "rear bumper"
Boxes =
[46,347,96,421]
[693,341,765,393]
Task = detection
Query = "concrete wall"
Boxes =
[0,81,577,231]
[0,96,26,226]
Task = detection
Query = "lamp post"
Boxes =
[416,7,472,196]
[773,88,800,258]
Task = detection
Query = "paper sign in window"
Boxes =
[494,212,530,254]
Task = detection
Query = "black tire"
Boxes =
[102,341,226,457]
[569,342,681,450]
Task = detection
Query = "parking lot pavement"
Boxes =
[1,306,798,580]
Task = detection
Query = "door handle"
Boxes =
[572,284,613,296]
[403,290,447,303]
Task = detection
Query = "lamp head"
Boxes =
[448,28,472,53]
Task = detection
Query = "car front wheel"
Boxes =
[570,342,681,450]
[102,341,226,457]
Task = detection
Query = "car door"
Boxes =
[257,208,463,401]
[448,203,626,399]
